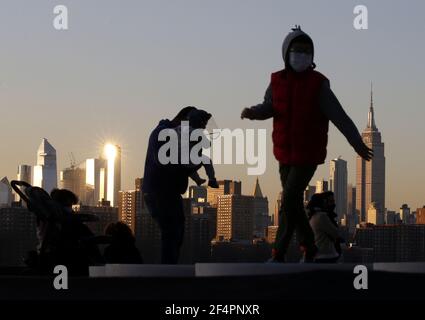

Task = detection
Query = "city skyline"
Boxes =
[1,120,421,215]
[1,1,424,212]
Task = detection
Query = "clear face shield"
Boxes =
[204,115,221,140]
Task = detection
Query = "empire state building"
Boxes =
[356,86,386,223]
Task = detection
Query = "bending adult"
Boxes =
[142,106,197,264]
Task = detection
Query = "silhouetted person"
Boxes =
[49,188,102,275]
[103,222,143,264]
[50,188,79,209]
[142,106,198,264]
[307,192,340,263]
[321,191,344,258]
[35,188,80,256]
[241,26,373,262]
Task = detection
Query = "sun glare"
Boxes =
[104,143,117,160]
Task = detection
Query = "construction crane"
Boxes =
[68,152,76,169]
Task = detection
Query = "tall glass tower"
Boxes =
[33,138,58,193]
[330,157,348,224]
[103,144,121,207]
[356,85,386,223]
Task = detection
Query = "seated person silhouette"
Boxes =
[103,222,143,264]
[50,188,103,275]
[307,192,341,263]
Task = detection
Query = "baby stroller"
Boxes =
[11,180,105,276]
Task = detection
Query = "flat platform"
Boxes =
[88,262,425,277]
[0,263,424,302]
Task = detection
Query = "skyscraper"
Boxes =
[60,165,86,203]
[356,86,385,222]
[207,180,241,207]
[17,165,32,184]
[187,185,208,204]
[347,184,358,232]
[192,205,217,241]
[416,206,425,225]
[84,158,107,206]
[0,177,13,207]
[118,190,138,234]
[316,179,329,193]
[118,178,146,235]
[274,191,282,226]
[15,165,32,201]
[33,138,57,193]
[399,204,411,224]
[330,157,348,223]
[60,158,106,206]
[252,178,270,238]
[103,144,121,207]
[385,210,399,225]
[347,184,356,217]
[58,144,121,206]
[367,202,384,225]
[217,194,254,241]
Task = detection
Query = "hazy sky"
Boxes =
[1,0,424,212]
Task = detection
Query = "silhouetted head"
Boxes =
[307,193,324,217]
[282,26,315,72]
[105,221,135,245]
[171,106,197,126]
[50,188,79,208]
[187,109,212,129]
[306,191,335,218]
[321,191,336,212]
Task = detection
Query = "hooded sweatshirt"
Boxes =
[247,27,364,160]
[187,109,212,129]
[142,119,190,194]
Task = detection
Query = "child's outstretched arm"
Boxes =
[319,80,373,161]
[241,84,274,120]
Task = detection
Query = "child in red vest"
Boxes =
[241,26,373,262]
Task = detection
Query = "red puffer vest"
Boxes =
[271,69,329,165]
